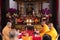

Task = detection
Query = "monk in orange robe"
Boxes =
[40,17,50,37]
[2,22,12,40]
[40,23,50,37]
[46,23,58,40]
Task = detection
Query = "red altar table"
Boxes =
[32,36,42,40]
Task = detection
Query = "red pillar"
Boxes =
[0,0,1,24]
[56,0,58,24]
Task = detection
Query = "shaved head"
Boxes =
[7,22,12,27]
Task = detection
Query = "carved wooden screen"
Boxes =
[18,2,41,17]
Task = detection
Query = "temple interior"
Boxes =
[0,0,60,40]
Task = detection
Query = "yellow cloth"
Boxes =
[22,36,32,40]
[46,26,58,40]
[40,24,50,37]
[2,26,11,40]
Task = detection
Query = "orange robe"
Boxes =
[40,24,50,37]
[46,26,58,40]
[2,26,11,40]
[22,36,32,40]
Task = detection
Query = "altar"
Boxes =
[12,0,51,31]
[15,24,42,32]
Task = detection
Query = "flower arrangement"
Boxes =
[41,8,50,14]
[7,8,17,13]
